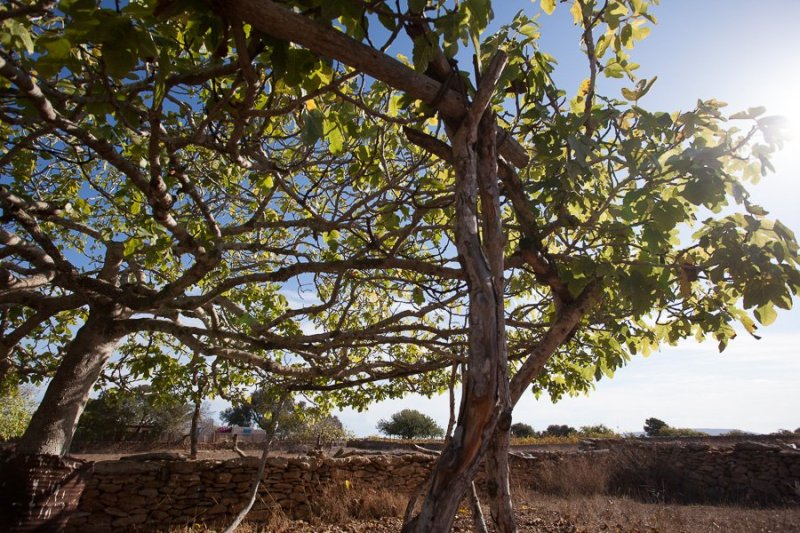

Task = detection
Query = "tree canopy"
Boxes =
[377,408,444,440]
[73,385,194,442]
[1,0,798,530]
[643,417,668,436]
[219,387,351,443]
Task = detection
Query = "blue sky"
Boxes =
[330,0,800,436]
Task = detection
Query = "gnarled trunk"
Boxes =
[2,306,125,529]
[404,56,509,533]
[16,306,125,456]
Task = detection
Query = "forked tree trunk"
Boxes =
[16,306,125,456]
[404,55,509,533]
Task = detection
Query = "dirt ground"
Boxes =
[72,448,270,462]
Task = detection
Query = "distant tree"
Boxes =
[220,388,298,431]
[0,385,35,441]
[643,418,706,437]
[510,422,537,438]
[579,424,619,438]
[544,424,577,438]
[221,388,350,443]
[74,386,192,442]
[294,415,353,445]
[644,418,669,437]
[219,404,258,428]
[377,409,444,440]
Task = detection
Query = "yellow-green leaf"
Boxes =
[754,304,777,326]
[540,0,556,15]
[570,1,583,24]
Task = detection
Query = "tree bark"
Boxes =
[474,69,516,533]
[190,395,201,459]
[483,284,600,531]
[16,306,125,456]
[486,417,515,533]
[468,481,490,533]
[404,55,508,533]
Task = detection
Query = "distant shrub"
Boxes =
[655,427,708,437]
[579,424,619,438]
[722,429,753,436]
[510,422,537,438]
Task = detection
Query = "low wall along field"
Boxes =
[3,439,798,531]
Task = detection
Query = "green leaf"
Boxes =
[464,0,492,34]
[412,287,425,305]
[412,35,436,72]
[102,43,137,78]
[326,122,344,154]
[123,238,140,256]
[41,37,72,61]
[6,20,34,54]
[620,24,633,48]
[730,106,766,120]
[409,0,428,12]
[744,202,768,217]
[682,177,720,206]
[301,110,325,146]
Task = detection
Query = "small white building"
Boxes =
[231,425,267,440]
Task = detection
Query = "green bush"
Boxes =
[0,385,35,441]
[377,409,444,439]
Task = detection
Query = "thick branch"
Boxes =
[226,0,529,168]
[509,283,600,405]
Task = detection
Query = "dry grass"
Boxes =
[527,455,611,497]
[513,489,800,532]
[310,484,406,523]
[510,436,583,446]
[163,446,799,531]
[169,489,800,532]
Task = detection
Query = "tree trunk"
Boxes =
[486,417,516,533]
[190,395,201,459]
[224,393,288,533]
[404,56,508,533]
[468,481,489,533]
[2,306,125,529]
[16,306,125,456]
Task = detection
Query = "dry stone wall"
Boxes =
[65,454,435,531]
[602,440,800,504]
[52,441,800,531]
